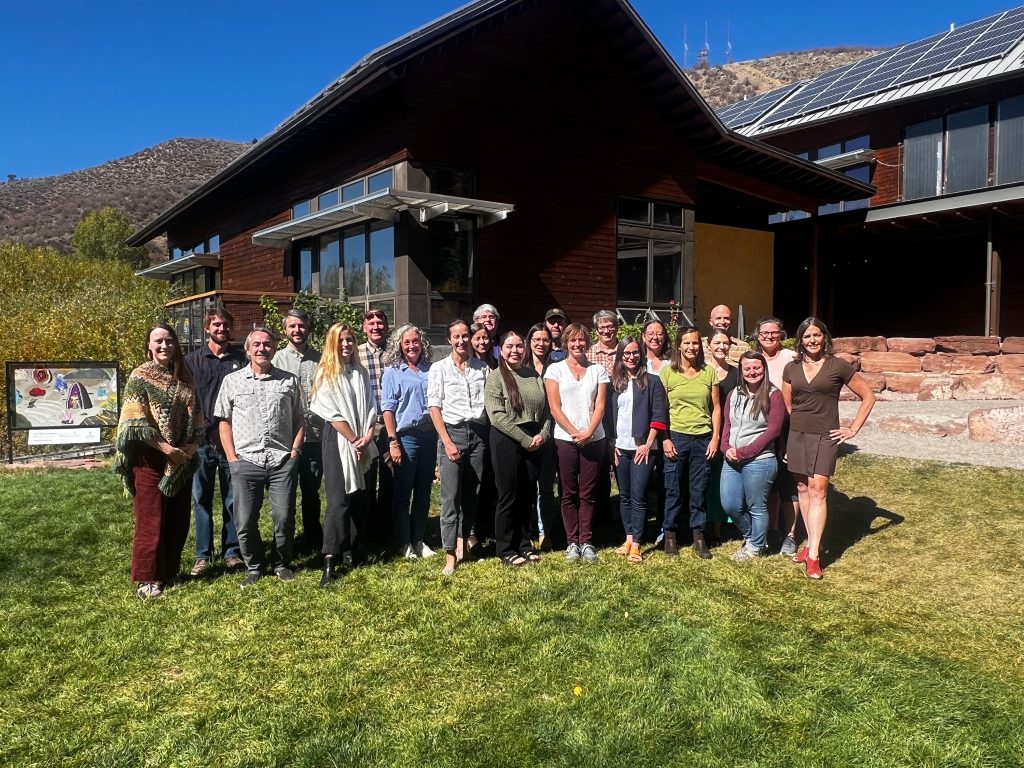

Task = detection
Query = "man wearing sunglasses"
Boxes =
[358,308,393,544]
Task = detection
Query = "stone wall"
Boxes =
[832,336,1024,401]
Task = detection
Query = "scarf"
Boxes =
[310,366,379,495]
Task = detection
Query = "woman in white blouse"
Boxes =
[543,322,609,563]
[309,323,377,587]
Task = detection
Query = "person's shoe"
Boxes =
[224,556,244,571]
[654,529,666,547]
[320,556,335,588]
[565,542,581,561]
[780,535,798,557]
[401,544,418,560]
[806,557,823,580]
[793,546,810,564]
[664,532,679,557]
[414,541,435,558]
[274,566,296,582]
[240,571,263,589]
[614,540,632,557]
[628,543,643,564]
[581,543,599,563]
[189,559,209,577]
[732,543,760,563]
[692,533,713,560]
[136,582,163,601]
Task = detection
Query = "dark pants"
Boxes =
[615,448,652,544]
[230,456,297,573]
[556,438,605,546]
[297,441,324,549]
[532,439,559,542]
[362,429,394,545]
[130,447,192,583]
[663,431,711,534]
[596,442,614,520]
[321,430,366,556]
[192,444,240,561]
[392,427,437,549]
[438,422,487,553]
[492,424,543,559]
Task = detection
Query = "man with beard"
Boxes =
[358,308,392,544]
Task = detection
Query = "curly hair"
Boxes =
[383,323,432,367]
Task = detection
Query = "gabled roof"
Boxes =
[721,5,1024,137]
[129,0,872,246]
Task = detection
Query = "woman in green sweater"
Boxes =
[485,330,552,567]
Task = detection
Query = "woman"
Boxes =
[544,323,609,563]
[721,351,785,563]
[642,319,670,374]
[704,330,739,543]
[524,323,552,374]
[782,317,875,579]
[470,322,500,371]
[486,331,551,567]
[114,323,200,600]
[609,336,667,564]
[428,319,489,576]
[524,322,557,550]
[660,325,720,560]
[309,323,378,586]
[380,323,437,560]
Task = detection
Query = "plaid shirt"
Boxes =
[586,343,618,375]
[358,340,386,418]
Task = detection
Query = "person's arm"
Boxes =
[382,410,402,466]
[430,406,460,462]
[706,379,721,460]
[733,389,786,461]
[581,381,607,443]
[427,365,460,462]
[782,379,793,414]
[485,374,532,449]
[831,373,876,444]
[290,385,304,459]
[721,389,734,460]
[659,370,677,460]
[219,420,238,463]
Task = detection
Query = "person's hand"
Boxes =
[389,440,402,466]
[351,435,369,451]
[444,441,461,462]
[663,438,677,460]
[634,444,651,465]
[181,442,199,459]
[570,431,590,446]
[613,448,620,467]
[705,438,719,460]
[164,445,189,467]
[725,447,739,463]
[527,434,544,452]
[830,426,857,444]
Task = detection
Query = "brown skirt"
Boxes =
[786,430,840,478]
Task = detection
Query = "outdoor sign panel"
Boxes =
[6,361,119,432]
[28,428,102,445]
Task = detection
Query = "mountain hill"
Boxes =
[0,138,248,259]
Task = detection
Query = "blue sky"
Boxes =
[1,0,1016,178]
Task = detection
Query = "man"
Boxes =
[587,309,619,374]
[272,308,323,552]
[587,309,619,521]
[216,327,305,588]
[705,304,751,365]
[544,308,568,363]
[473,303,500,355]
[184,307,247,576]
[357,307,392,544]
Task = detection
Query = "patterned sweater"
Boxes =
[114,361,201,497]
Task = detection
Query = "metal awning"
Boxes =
[252,187,515,248]
[864,182,1024,223]
[135,252,221,280]
[816,148,877,170]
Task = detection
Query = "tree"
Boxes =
[71,208,149,270]
[260,291,366,352]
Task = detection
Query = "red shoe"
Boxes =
[806,557,823,580]
[792,546,809,564]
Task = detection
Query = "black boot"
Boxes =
[664,531,679,557]
[320,555,335,587]
[693,533,713,560]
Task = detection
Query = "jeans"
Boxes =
[615,448,652,543]
[192,444,240,561]
[230,456,298,573]
[720,456,778,551]
[663,431,711,534]
[296,441,324,549]
[438,422,487,553]
[392,427,437,549]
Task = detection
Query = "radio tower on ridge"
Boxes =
[726,22,733,64]
[696,20,710,69]
[683,22,689,68]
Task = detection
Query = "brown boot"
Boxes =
[664,531,679,557]
[693,533,713,560]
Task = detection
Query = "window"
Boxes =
[945,106,989,193]
[904,108,993,199]
[291,165,397,219]
[423,166,478,328]
[368,169,393,193]
[319,235,340,298]
[170,267,220,298]
[997,96,1024,184]
[816,135,872,215]
[616,198,687,311]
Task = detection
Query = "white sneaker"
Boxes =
[401,544,417,560]
[414,541,435,558]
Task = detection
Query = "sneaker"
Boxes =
[240,571,263,589]
[780,535,798,557]
[274,566,296,582]
[136,582,163,601]
[580,543,599,563]
[654,529,665,547]
[189,559,209,577]
[565,543,581,561]
[224,556,244,571]
[414,541,435,558]
[401,544,418,560]
[732,543,760,563]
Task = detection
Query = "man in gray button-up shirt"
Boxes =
[216,327,305,587]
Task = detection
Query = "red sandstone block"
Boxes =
[996,354,1024,373]
[948,355,996,375]
[835,353,861,370]
[885,373,926,394]
[922,353,953,373]
[887,337,935,355]
[859,351,922,373]
[968,406,1024,445]
[1002,337,1024,354]
[951,373,1024,400]
[935,335,1001,355]
[917,376,954,401]
[876,415,966,437]
[833,336,887,354]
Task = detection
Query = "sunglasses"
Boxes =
[364,312,386,321]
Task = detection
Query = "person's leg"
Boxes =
[805,474,830,560]
[191,445,216,562]
[298,441,323,550]
[165,480,193,583]
[555,440,580,546]
[391,433,417,551]
[662,434,684,535]
[230,460,267,574]
[321,431,346,557]
[216,450,241,561]
[629,457,652,546]
[719,459,749,541]
[130,449,164,584]
[519,444,542,554]
[615,450,635,542]
[461,426,486,546]
[490,428,519,560]
[576,439,605,546]
[536,440,556,542]
[375,432,394,543]
[744,457,778,552]
[685,434,711,534]
[438,425,466,555]
[266,456,298,572]
[411,431,438,546]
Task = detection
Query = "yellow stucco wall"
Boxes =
[693,222,774,334]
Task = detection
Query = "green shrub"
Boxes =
[260,291,366,351]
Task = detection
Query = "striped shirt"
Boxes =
[358,340,386,418]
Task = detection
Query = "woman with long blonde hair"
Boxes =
[309,323,378,586]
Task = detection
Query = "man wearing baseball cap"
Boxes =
[544,308,568,363]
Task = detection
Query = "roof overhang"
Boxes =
[135,252,221,280]
[817,149,877,170]
[864,182,1024,223]
[251,188,514,249]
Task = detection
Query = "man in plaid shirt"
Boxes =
[358,308,391,544]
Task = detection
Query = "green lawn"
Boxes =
[1,454,1022,767]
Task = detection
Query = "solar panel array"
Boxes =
[718,6,1024,130]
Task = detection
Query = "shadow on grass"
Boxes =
[824,487,903,566]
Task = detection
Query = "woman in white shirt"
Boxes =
[309,323,377,587]
[543,323,609,563]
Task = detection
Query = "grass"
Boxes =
[0,454,1022,767]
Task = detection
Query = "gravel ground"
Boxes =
[839,400,1024,470]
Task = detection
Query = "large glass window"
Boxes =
[319,234,340,298]
[904,118,942,200]
[343,229,366,297]
[945,106,990,193]
[295,222,395,314]
[298,244,314,294]
[369,223,394,294]
[616,198,687,312]
[997,95,1024,185]
[904,109,995,200]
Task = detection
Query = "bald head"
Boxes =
[709,305,732,333]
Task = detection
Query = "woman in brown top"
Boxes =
[782,317,875,579]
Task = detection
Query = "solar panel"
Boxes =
[894,16,997,84]
[802,49,894,111]
[762,62,859,124]
[842,33,946,102]
[955,6,1024,68]
[718,83,801,129]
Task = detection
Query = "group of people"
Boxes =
[115,299,876,599]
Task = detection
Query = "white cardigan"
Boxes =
[310,366,379,495]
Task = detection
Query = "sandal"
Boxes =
[627,543,643,564]
[614,540,632,557]
[501,553,528,568]
[521,549,542,564]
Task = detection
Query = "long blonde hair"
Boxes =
[311,323,363,396]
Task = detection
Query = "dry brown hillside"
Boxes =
[687,47,886,109]
[0,138,247,260]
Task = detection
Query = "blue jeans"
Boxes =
[615,448,652,543]
[663,432,711,533]
[192,444,240,561]
[229,456,298,573]
[392,428,437,549]
[720,456,778,550]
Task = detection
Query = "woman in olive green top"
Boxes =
[485,330,552,567]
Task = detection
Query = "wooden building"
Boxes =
[720,6,1024,337]
[130,0,869,344]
